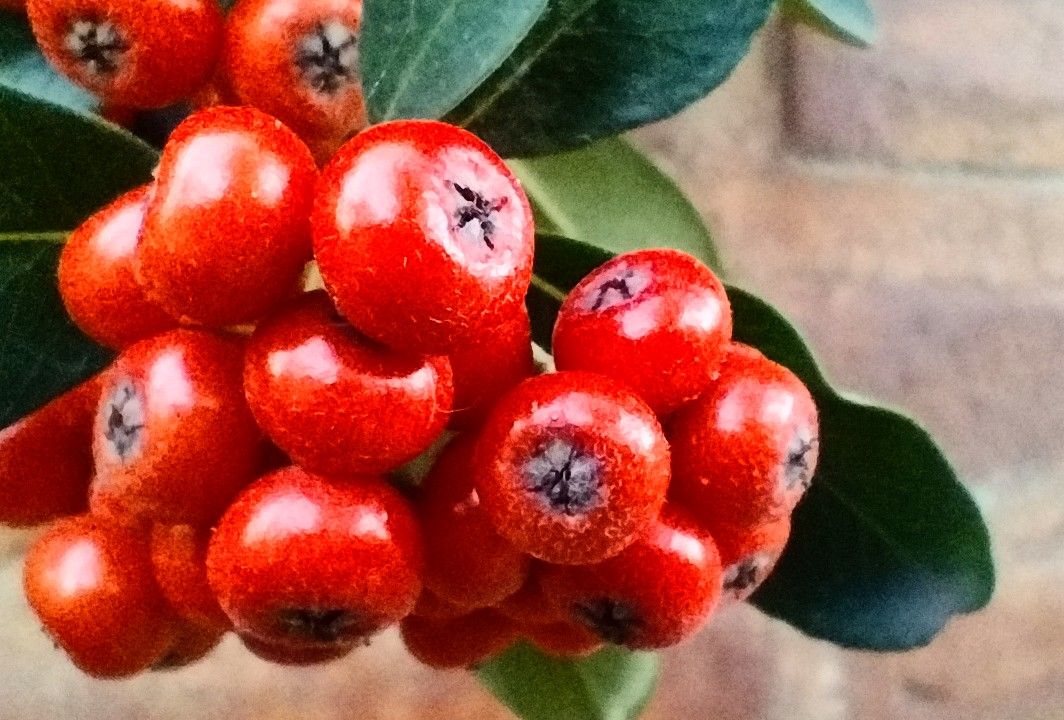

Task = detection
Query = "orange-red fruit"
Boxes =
[495,567,565,626]
[26,0,222,108]
[668,343,819,533]
[23,515,175,677]
[541,505,723,650]
[224,0,366,140]
[0,376,99,526]
[312,119,535,353]
[244,291,453,475]
[90,329,262,525]
[150,524,230,630]
[522,620,604,658]
[207,467,423,650]
[400,609,518,669]
[58,185,175,349]
[417,435,529,608]
[475,371,671,565]
[411,589,469,620]
[713,515,791,603]
[553,248,732,416]
[239,633,352,666]
[136,106,318,326]
[153,622,225,670]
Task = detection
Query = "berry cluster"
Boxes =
[1,106,819,676]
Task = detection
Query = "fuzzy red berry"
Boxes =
[417,435,529,609]
[540,505,723,650]
[411,589,469,620]
[224,0,366,141]
[57,185,175,349]
[150,524,230,630]
[712,515,791,604]
[26,0,223,108]
[553,249,732,416]
[668,343,819,533]
[239,633,352,666]
[90,329,262,525]
[0,376,100,526]
[244,291,453,475]
[495,567,565,626]
[152,621,225,671]
[23,515,175,677]
[135,106,318,326]
[312,119,534,353]
[475,371,670,565]
[400,609,518,669]
[522,620,604,658]
[207,467,423,650]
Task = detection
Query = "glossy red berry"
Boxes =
[400,609,518,669]
[0,376,99,526]
[207,467,423,650]
[26,0,223,108]
[58,185,175,349]
[244,291,453,475]
[239,633,352,666]
[553,249,732,416]
[224,0,366,140]
[150,524,230,630]
[23,515,175,677]
[90,329,262,525]
[152,621,225,671]
[522,620,604,658]
[136,106,318,326]
[668,343,819,533]
[712,515,791,604]
[540,505,723,650]
[475,371,670,565]
[417,435,529,608]
[312,119,535,352]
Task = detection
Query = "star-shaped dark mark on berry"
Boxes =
[573,598,643,645]
[452,182,508,251]
[295,21,360,95]
[783,434,818,491]
[66,19,128,75]
[523,439,601,516]
[104,382,143,462]
[277,607,364,645]
[724,558,762,593]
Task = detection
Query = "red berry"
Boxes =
[136,106,318,326]
[522,620,604,658]
[0,376,99,526]
[224,0,366,140]
[417,435,529,609]
[152,621,225,671]
[23,515,175,677]
[90,329,262,525]
[553,249,731,416]
[495,567,564,627]
[150,524,230,630]
[668,343,819,532]
[207,467,423,650]
[400,609,518,669]
[312,119,535,352]
[26,0,223,108]
[58,185,175,349]
[244,291,453,475]
[448,305,535,429]
[540,505,723,650]
[411,589,469,620]
[475,371,670,565]
[712,515,791,603]
[239,633,352,666]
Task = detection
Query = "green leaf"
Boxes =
[527,233,995,651]
[362,0,549,122]
[510,138,722,274]
[448,0,774,157]
[477,643,659,720]
[781,0,877,48]
[0,235,112,427]
[0,10,97,112]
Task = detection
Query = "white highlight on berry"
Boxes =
[268,336,340,384]
[51,539,102,598]
[244,492,323,544]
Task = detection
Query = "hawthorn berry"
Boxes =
[150,524,230,630]
[0,375,100,526]
[522,620,604,658]
[312,119,535,352]
[135,106,318,326]
[400,609,518,669]
[152,621,225,671]
[553,248,732,416]
[417,434,529,609]
[239,633,352,666]
[224,0,366,141]
[474,371,671,565]
[540,505,723,650]
[668,343,819,533]
[26,0,223,108]
[206,467,423,650]
[494,567,565,627]
[90,329,262,526]
[57,185,175,349]
[411,589,469,621]
[712,515,791,603]
[243,291,453,475]
[23,515,175,677]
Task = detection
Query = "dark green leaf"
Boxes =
[0,10,96,112]
[511,138,722,273]
[781,0,877,48]
[448,0,774,157]
[0,235,112,427]
[527,233,995,651]
[477,643,659,720]
[362,0,548,122]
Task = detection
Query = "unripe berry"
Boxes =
[400,609,518,669]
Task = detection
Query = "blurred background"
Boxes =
[2,2,1062,718]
